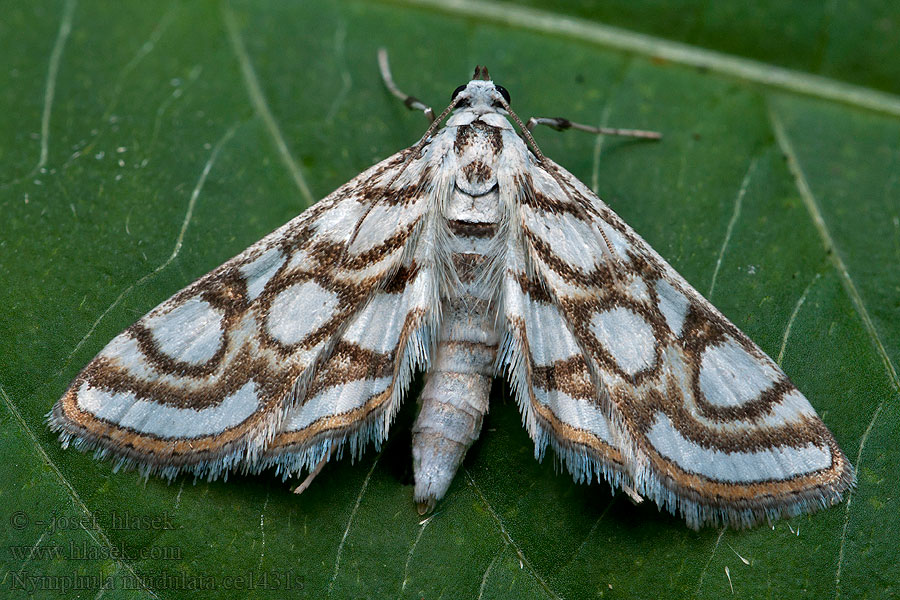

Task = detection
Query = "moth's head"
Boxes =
[449,65,511,115]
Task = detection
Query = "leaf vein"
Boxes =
[464,469,561,600]
[709,157,758,299]
[0,384,159,599]
[477,542,508,600]
[769,104,897,599]
[1,0,75,188]
[401,512,435,594]
[769,103,900,393]
[222,3,315,205]
[777,272,821,365]
[63,3,179,170]
[833,399,888,600]
[694,528,725,598]
[394,0,900,117]
[59,123,238,374]
[328,456,380,597]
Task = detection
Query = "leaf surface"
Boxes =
[1,1,897,598]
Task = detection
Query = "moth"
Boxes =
[50,51,854,529]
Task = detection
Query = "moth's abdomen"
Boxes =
[412,172,500,512]
[412,290,498,513]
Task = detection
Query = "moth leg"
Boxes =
[526,117,661,140]
[621,484,645,505]
[292,451,330,496]
[378,48,435,122]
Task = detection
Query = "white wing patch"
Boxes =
[625,274,652,304]
[647,412,832,483]
[655,277,690,337]
[597,220,632,262]
[76,380,260,439]
[698,335,780,408]
[144,297,225,366]
[348,202,420,254]
[281,377,394,433]
[523,207,604,272]
[589,307,658,376]
[533,387,617,449]
[523,301,580,366]
[311,195,368,242]
[241,247,285,301]
[342,292,407,353]
[267,281,340,346]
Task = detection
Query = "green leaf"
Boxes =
[2,1,898,598]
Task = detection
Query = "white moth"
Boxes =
[49,52,854,529]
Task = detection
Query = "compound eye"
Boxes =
[451,85,467,102]
[495,85,511,104]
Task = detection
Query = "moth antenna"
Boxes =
[526,116,661,140]
[378,48,435,122]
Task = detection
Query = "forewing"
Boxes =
[506,159,854,528]
[49,147,442,480]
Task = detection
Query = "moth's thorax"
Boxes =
[442,121,503,300]
[447,121,505,201]
[442,80,515,200]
